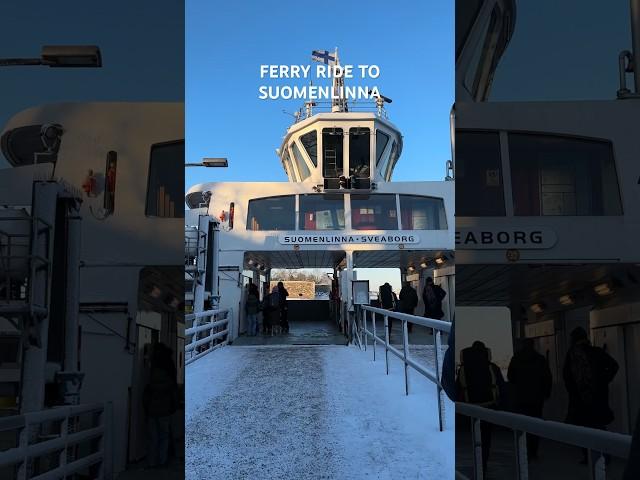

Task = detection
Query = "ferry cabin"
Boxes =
[186,109,455,338]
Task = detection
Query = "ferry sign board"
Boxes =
[456,228,557,249]
[279,233,420,245]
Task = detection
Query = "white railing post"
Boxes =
[384,315,389,375]
[514,430,529,480]
[434,328,445,431]
[402,319,409,396]
[591,451,606,480]
[471,417,484,480]
[372,311,377,362]
[59,415,69,474]
[104,401,114,479]
[363,308,367,352]
[17,418,29,480]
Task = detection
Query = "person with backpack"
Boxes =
[456,341,505,475]
[378,282,395,339]
[563,327,619,463]
[423,277,446,320]
[507,337,552,459]
[265,285,281,335]
[245,283,260,336]
[398,282,419,333]
[277,281,290,333]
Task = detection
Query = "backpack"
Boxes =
[269,291,280,308]
[457,346,499,406]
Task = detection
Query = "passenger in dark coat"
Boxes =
[277,281,290,333]
[378,282,395,338]
[563,327,619,462]
[143,343,178,467]
[422,277,446,320]
[398,282,419,333]
[507,338,552,459]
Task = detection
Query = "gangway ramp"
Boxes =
[185,344,454,479]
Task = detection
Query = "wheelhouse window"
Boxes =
[399,195,448,230]
[351,194,398,230]
[146,140,184,218]
[299,194,345,230]
[291,142,311,181]
[509,133,622,216]
[247,195,295,231]
[322,128,343,178]
[455,130,505,216]
[349,127,370,178]
[300,131,318,167]
[376,130,390,167]
[383,141,399,181]
[282,147,297,181]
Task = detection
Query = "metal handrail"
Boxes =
[357,305,451,431]
[185,308,233,365]
[0,402,113,479]
[457,402,633,480]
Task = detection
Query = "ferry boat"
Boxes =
[455,0,640,441]
[185,50,455,340]
[0,102,184,475]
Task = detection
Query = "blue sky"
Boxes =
[0,1,183,167]
[186,0,454,188]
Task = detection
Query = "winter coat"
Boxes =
[423,284,446,319]
[563,342,619,427]
[246,293,260,315]
[507,348,552,409]
[398,286,419,313]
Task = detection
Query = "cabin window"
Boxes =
[399,195,448,230]
[322,128,343,178]
[145,140,185,218]
[299,194,345,230]
[376,130,390,167]
[351,194,399,230]
[384,141,399,181]
[291,142,311,181]
[455,130,506,216]
[282,147,297,181]
[300,131,318,167]
[349,127,370,178]
[509,134,623,216]
[247,195,295,231]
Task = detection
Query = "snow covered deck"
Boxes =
[186,344,454,479]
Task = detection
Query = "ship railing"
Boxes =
[0,402,113,479]
[185,308,233,365]
[456,402,633,480]
[0,213,52,307]
[355,305,451,432]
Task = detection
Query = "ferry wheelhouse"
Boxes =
[185,51,455,340]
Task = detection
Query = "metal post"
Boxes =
[209,312,215,351]
[514,430,529,479]
[20,182,58,414]
[589,450,606,480]
[363,309,368,351]
[402,319,409,395]
[434,328,445,431]
[384,315,389,375]
[372,311,377,362]
[471,417,484,480]
[194,215,209,314]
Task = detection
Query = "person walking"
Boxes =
[378,282,395,338]
[457,341,505,475]
[277,281,290,333]
[563,327,619,463]
[245,284,260,336]
[507,337,552,459]
[398,282,419,333]
[423,277,446,320]
[143,343,178,468]
[266,285,281,335]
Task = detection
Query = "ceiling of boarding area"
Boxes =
[457,264,640,310]
[243,249,453,271]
